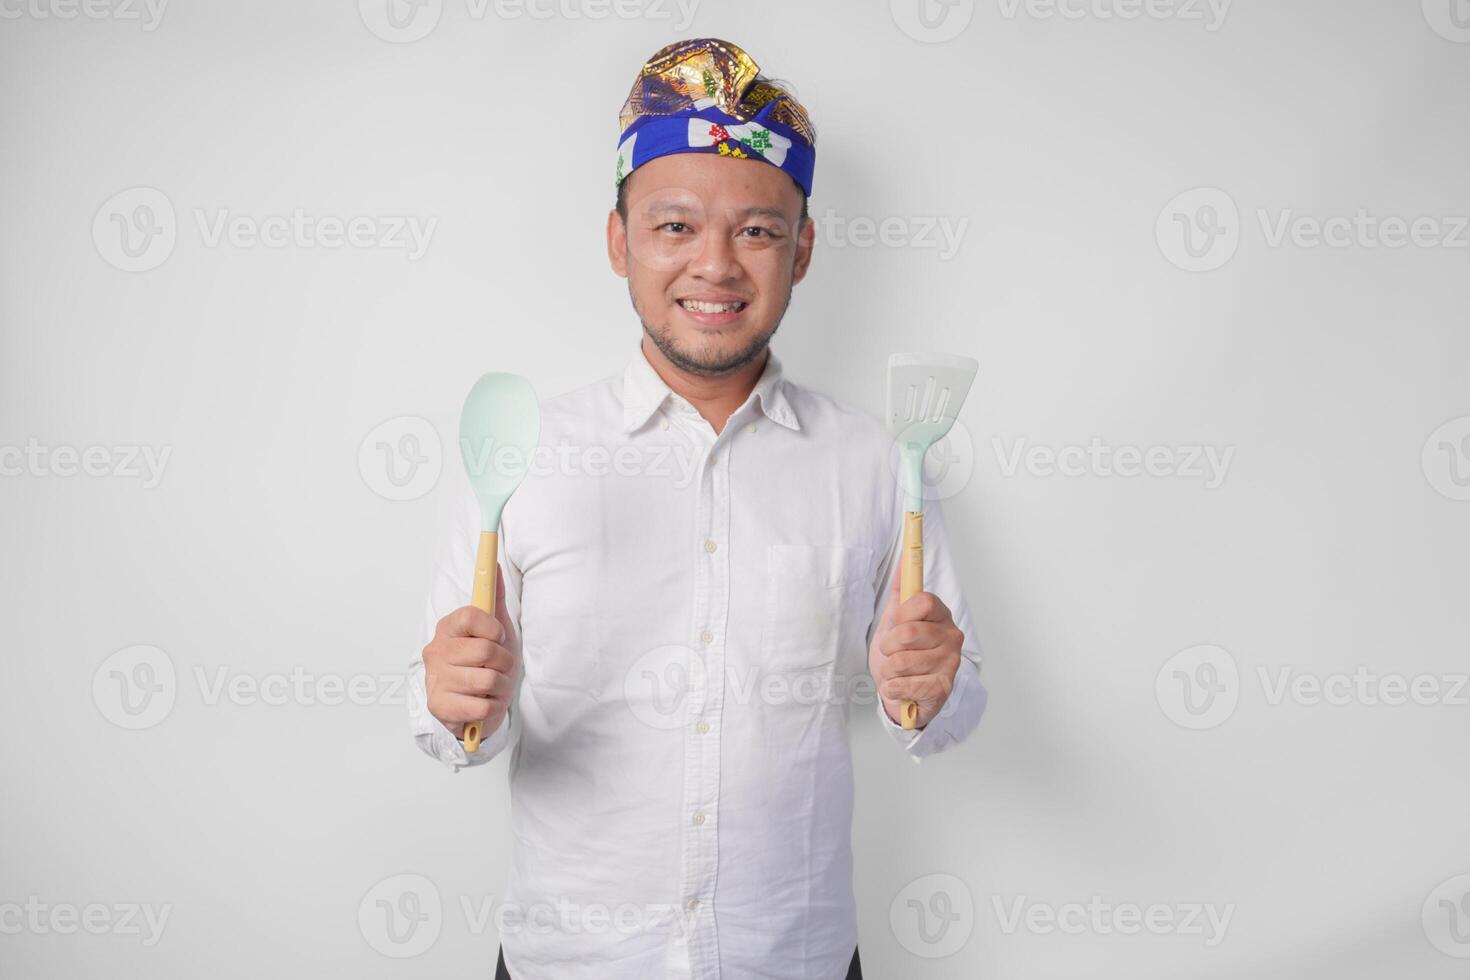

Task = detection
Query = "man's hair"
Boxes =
[615,73,813,229]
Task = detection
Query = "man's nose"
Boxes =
[688,224,740,281]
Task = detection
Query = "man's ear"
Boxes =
[791,211,816,285]
[607,208,628,279]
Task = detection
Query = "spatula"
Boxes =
[885,352,978,730]
[457,372,540,752]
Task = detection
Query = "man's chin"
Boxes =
[646,325,773,377]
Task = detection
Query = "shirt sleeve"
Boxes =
[406,482,523,773]
[866,483,988,763]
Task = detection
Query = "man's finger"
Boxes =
[440,604,503,643]
[443,664,513,698]
[876,647,943,679]
[893,590,952,626]
[431,691,508,725]
[493,564,516,645]
[445,638,514,672]
[879,621,950,656]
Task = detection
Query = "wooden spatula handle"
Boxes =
[463,529,498,752]
[899,511,923,730]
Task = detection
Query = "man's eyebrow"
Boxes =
[732,206,790,222]
[640,202,791,222]
[642,201,694,216]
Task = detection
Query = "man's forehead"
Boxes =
[625,156,801,215]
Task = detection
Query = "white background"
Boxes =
[2,0,1469,976]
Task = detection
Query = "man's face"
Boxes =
[608,152,815,376]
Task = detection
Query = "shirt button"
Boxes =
[686,898,700,910]
[696,720,710,734]
[692,812,705,826]
[660,418,670,430]
[746,423,757,434]
[703,539,717,553]
[700,630,714,645]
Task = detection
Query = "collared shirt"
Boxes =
[407,343,987,979]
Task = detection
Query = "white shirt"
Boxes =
[407,343,987,979]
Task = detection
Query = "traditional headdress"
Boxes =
[614,38,816,196]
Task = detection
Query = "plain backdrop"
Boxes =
[2,1,1468,977]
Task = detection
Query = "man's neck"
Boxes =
[641,336,766,436]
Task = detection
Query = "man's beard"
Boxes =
[630,281,793,377]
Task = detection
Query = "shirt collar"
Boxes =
[621,343,801,434]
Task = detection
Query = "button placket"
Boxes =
[677,432,726,974]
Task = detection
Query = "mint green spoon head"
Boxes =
[458,372,540,530]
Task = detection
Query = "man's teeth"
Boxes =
[680,299,746,314]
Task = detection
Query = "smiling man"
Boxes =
[408,38,987,980]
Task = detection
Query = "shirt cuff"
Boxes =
[407,663,499,772]
[876,698,930,763]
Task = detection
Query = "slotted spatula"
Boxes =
[458,372,540,751]
[885,352,978,729]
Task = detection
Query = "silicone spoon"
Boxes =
[457,372,540,751]
[885,352,978,730]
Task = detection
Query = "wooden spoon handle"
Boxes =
[899,510,923,730]
[463,529,498,752]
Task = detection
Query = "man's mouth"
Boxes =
[678,299,748,314]
[676,297,750,327]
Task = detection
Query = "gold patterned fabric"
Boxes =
[614,38,816,195]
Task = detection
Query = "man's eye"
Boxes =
[659,222,689,233]
[741,226,777,239]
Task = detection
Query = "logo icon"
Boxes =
[1422,416,1470,501]
[92,644,177,730]
[889,416,975,504]
[1423,874,1470,957]
[890,873,974,958]
[1423,0,1470,42]
[93,187,177,272]
[1156,187,1240,272]
[359,0,443,43]
[624,644,707,730]
[890,0,975,43]
[1155,644,1239,729]
[358,873,442,957]
[359,416,442,501]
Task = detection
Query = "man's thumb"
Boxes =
[877,559,901,632]
[494,564,516,643]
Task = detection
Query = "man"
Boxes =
[408,38,987,979]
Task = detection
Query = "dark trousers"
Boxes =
[495,945,862,978]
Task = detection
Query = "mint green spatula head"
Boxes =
[458,372,540,530]
[887,352,978,513]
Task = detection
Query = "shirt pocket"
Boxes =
[761,543,874,673]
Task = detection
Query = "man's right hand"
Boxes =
[423,566,520,742]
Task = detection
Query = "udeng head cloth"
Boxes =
[614,37,816,196]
